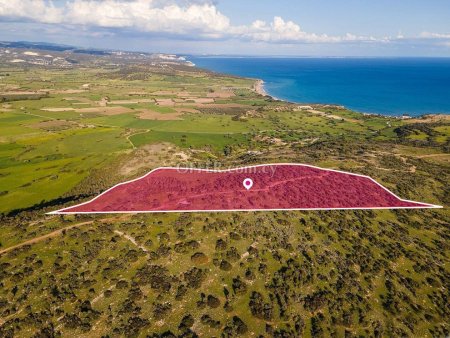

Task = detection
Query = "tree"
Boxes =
[223,145,232,156]
[222,316,248,336]
[232,276,247,295]
[207,295,220,308]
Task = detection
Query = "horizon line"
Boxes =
[2,39,450,59]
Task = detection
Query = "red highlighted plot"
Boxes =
[52,164,440,214]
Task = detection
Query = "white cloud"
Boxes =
[64,0,231,35]
[0,0,63,24]
[417,32,450,49]
[235,17,335,43]
[233,17,373,43]
[420,32,450,39]
[0,0,449,46]
[0,0,231,37]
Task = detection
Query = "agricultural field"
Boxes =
[0,47,449,337]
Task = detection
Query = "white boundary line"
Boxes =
[48,163,443,215]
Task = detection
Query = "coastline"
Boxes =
[251,77,449,121]
[190,56,450,118]
[189,57,450,120]
[253,79,282,102]
[253,80,268,97]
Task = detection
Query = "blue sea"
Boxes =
[189,57,450,116]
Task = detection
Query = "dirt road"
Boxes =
[0,220,93,256]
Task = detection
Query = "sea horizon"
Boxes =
[190,56,450,117]
[189,54,450,59]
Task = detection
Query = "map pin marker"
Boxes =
[243,178,253,190]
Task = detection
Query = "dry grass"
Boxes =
[76,106,134,115]
[41,107,75,112]
[31,120,73,130]
[155,98,175,106]
[137,109,183,120]
[206,90,235,98]
[117,143,189,176]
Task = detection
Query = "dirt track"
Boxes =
[0,220,93,256]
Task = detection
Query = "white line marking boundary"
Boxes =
[48,163,443,214]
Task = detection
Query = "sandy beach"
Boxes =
[253,79,268,96]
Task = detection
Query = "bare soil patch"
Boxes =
[203,103,248,108]
[41,107,76,112]
[207,90,235,98]
[128,91,148,95]
[152,90,176,95]
[97,97,109,107]
[307,109,344,120]
[77,106,134,115]
[42,105,136,115]
[156,99,175,106]
[177,91,196,98]
[63,97,93,104]
[110,98,155,104]
[137,109,183,120]
[192,98,215,104]
[118,143,190,177]
[31,120,73,130]
[298,107,360,123]
[174,107,200,114]
[110,100,139,105]
[51,89,86,94]
[0,104,13,112]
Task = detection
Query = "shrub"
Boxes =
[207,295,220,308]
[191,252,208,265]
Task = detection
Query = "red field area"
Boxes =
[53,164,438,214]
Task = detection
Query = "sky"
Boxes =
[0,0,449,56]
